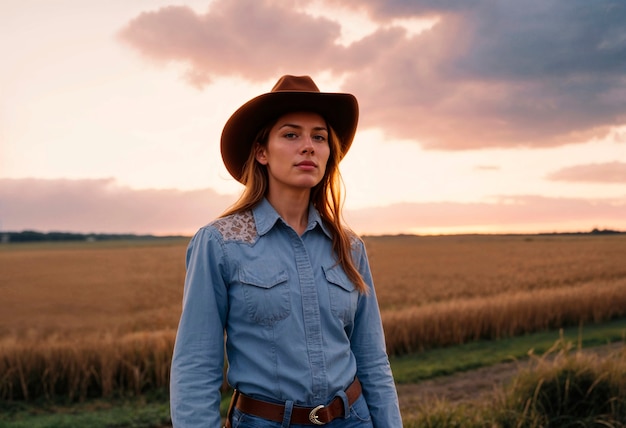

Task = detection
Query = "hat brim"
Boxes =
[221,91,359,183]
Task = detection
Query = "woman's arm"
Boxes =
[170,228,229,427]
[350,239,403,427]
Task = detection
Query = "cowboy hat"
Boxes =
[220,75,359,183]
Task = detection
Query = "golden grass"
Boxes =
[365,234,626,307]
[1,234,625,400]
[500,341,626,426]
[0,239,186,339]
[402,340,626,427]
[0,330,175,401]
[363,234,626,354]
[382,278,626,354]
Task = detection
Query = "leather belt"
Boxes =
[233,378,361,425]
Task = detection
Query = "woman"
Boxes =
[170,75,402,427]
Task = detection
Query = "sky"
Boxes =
[1,0,625,236]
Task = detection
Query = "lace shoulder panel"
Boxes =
[346,228,363,248]
[210,210,258,244]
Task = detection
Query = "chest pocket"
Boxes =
[323,264,358,324]
[239,268,290,326]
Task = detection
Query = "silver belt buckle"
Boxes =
[309,404,326,425]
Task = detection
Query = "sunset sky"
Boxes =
[1,0,625,236]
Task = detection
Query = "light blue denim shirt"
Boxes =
[170,198,402,427]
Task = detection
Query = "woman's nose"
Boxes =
[301,137,314,154]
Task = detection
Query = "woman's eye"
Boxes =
[313,134,327,142]
[284,132,298,139]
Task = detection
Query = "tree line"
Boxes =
[0,231,186,243]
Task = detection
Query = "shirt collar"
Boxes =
[253,198,332,239]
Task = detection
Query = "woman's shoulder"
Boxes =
[344,227,364,248]
[203,210,257,244]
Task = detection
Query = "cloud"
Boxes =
[119,0,626,151]
[1,178,624,236]
[341,0,626,148]
[324,0,482,19]
[546,161,626,183]
[117,0,347,88]
[0,178,235,235]
[346,195,626,235]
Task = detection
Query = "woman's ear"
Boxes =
[254,142,268,165]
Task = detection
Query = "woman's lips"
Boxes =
[295,161,317,170]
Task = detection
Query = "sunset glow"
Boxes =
[1,0,625,236]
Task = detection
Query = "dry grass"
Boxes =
[492,338,626,427]
[402,340,626,427]
[382,278,626,354]
[0,239,185,401]
[0,330,175,401]
[363,234,626,354]
[1,234,625,400]
[364,234,626,307]
[0,239,186,339]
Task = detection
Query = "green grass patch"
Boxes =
[0,391,232,428]
[390,318,626,384]
[0,398,171,428]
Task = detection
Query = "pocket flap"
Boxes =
[239,268,288,289]
[322,264,355,292]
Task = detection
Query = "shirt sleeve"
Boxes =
[170,227,229,427]
[350,238,403,427]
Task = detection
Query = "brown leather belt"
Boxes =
[233,378,361,425]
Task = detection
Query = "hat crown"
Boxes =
[271,75,320,93]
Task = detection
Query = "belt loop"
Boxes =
[336,390,350,419]
[281,399,294,427]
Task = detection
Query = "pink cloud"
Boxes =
[117,0,345,88]
[0,178,235,235]
[346,195,626,235]
[1,179,624,236]
[546,161,626,183]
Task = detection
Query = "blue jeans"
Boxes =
[229,394,373,427]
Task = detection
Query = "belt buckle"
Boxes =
[309,404,326,425]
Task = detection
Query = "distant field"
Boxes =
[0,238,188,339]
[1,234,625,401]
[363,234,626,353]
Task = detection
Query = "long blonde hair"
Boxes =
[221,116,368,294]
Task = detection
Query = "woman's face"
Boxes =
[255,111,330,193]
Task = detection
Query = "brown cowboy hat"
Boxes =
[220,75,359,183]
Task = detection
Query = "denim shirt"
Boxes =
[170,199,402,427]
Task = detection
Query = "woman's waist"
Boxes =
[227,362,357,406]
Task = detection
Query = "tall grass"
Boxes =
[0,331,174,402]
[365,234,626,308]
[403,338,626,427]
[382,278,626,355]
[496,338,626,427]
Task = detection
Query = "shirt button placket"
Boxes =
[291,232,327,402]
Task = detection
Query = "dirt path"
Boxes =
[396,342,624,417]
[397,359,519,415]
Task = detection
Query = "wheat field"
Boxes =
[1,233,625,401]
[364,234,626,353]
